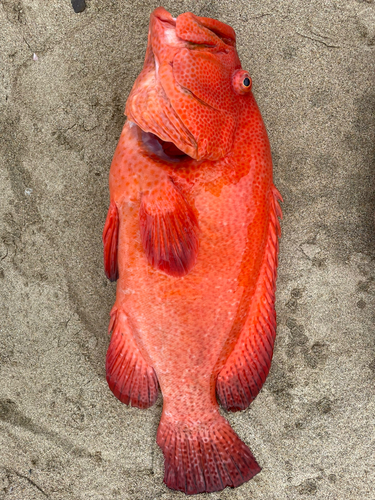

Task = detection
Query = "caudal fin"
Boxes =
[156,415,261,494]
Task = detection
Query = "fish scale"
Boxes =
[102,6,282,495]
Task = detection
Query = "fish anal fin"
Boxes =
[139,182,199,278]
[103,201,119,281]
[216,186,282,412]
[106,308,159,409]
[157,414,261,494]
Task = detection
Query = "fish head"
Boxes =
[125,7,253,161]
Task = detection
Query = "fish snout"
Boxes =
[150,8,236,52]
[175,11,236,48]
[151,7,176,26]
[150,8,183,53]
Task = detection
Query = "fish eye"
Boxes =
[232,69,252,94]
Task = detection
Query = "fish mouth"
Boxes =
[126,77,198,160]
[139,128,191,163]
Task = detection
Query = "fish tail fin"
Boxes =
[156,413,261,494]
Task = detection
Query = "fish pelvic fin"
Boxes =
[106,308,159,409]
[216,185,283,411]
[103,201,119,281]
[139,181,199,278]
[156,413,261,494]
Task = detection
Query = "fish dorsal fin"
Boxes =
[216,186,282,411]
[103,201,119,281]
[139,181,199,277]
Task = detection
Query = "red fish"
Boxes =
[103,7,282,495]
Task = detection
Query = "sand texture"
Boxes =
[0,0,374,498]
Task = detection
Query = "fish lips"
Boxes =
[125,8,239,162]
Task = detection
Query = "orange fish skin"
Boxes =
[104,7,282,495]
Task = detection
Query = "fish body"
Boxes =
[103,7,282,495]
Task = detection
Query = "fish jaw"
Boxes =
[125,9,198,160]
[125,7,244,162]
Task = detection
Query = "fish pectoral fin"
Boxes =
[216,186,283,412]
[106,308,159,409]
[139,181,199,277]
[103,201,119,281]
[157,414,260,494]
